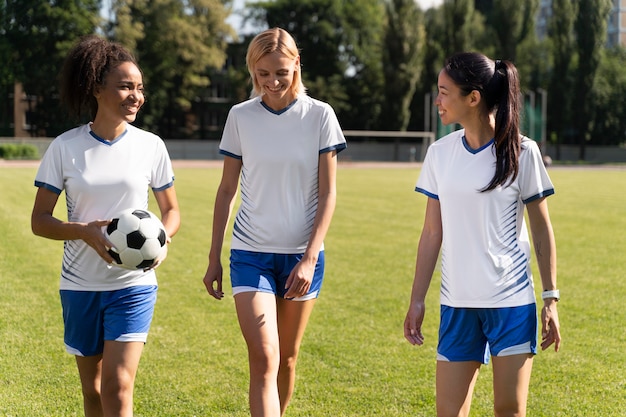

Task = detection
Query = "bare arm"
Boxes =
[153,185,181,241]
[404,197,442,346]
[285,150,338,298]
[203,157,242,299]
[31,187,114,263]
[527,197,561,351]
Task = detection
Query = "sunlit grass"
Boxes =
[1,163,625,416]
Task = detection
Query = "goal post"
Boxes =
[342,130,436,162]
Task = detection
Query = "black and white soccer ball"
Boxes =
[105,209,167,270]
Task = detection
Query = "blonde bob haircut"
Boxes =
[246,27,306,98]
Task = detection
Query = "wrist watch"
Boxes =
[541,289,560,302]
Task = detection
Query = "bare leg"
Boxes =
[492,354,533,417]
[75,355,104,417]
[276,298,316,416]
[100,341,144,417]
[235,292,282,417]
[436,360,481,417]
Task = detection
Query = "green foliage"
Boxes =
[381,0,425,131]
[107,0,236,138]
[2,0,101,137]
[0,143,39,159]
[590,47,626,145]
[547,0,577,147]
[440,0,484,54]
[3,0,626,146]
[572,0,613,158]
[249,0,355,113]
[248,0,387,129]
[0,2,12,87]
[1,164,626,415]
[340,1,386,130]
[488,0,538,61]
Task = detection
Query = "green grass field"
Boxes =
[1,163,625,416]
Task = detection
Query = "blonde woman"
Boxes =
[202,28,346,417]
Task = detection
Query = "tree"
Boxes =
[381,0,424,131]
[573,0,611,159]
[0,1,14,135]
[249,0,350,114]
[247,0,386,129]
[108,0,235,138]
[0,1,11,87]
[478,0,538,61]
[408,1,489,133]
[547,0,576,158]
[441,0,481,54]
[340,0,386,130]
[2,0,100,136]
[590,48,626,146]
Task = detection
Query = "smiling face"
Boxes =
[253,51,300,110]
[435,69,475,126]
[94,61,145,125]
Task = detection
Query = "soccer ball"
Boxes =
[105,209,167,270]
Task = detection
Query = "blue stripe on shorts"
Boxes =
[60,285,157,356]
[230,249,325,300]
[437,304,537,364]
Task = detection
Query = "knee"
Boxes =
[248,342,280,375]
[81,384,102,408]
[79,375,102,405]
[100,370,135,403]
[279,349,300,374]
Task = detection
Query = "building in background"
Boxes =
[607,0,626,46]
[536,0,626,47]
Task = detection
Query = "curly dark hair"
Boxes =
[59,35,139,121]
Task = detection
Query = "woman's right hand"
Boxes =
[82,220,115,264]
[203,262,224,300]
[404,301,426,346]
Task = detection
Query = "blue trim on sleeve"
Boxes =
[34,181,62,195]
[320,143,347,154]
[523,188,555,204]
[415,187,439,200]
[219,149,242,160]
[152,180,175,192]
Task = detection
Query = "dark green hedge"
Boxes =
[0,144,40,160]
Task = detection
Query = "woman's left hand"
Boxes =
[285,257,315,299]
[540,300,561,351]
[143,237,169,271]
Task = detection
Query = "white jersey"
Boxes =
[416,130,554,308]
[220,94,347,253]
[34,123,175,291]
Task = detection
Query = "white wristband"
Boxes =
[541,289,560,301]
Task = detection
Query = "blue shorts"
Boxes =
[437,304,537,364]
[230,249,325,301]
[60,285,157,357]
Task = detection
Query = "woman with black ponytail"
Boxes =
[404,52,561,416]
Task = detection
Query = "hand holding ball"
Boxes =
[105,209,167,270]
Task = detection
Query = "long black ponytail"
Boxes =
[443,52,522,191]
